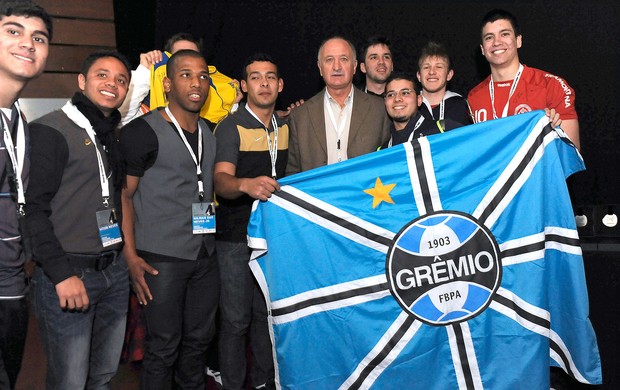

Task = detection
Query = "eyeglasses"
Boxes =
[384,89,415,99]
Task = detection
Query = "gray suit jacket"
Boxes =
[286,87,390,175]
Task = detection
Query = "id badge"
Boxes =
[192,202,216,234]
[96,208,122,247]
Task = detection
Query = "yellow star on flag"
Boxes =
[364,177,396,209]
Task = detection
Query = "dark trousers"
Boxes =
[140,248,219,390]
[0,297,28,389]
[217,240,274,390]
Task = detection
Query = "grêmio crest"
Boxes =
[386,211,502,326]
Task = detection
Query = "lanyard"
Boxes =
[439,98,445,122]
[407,115,426,142]
[388,115,425,148]
[1,102,26,215]
[61,101,111,207]
[245,105,279,179]
[324,92,352,162]
[489,63,524,119]
[164,106,204,200]
[422,95,446,122]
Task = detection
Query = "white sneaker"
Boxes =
[205,366,223,388]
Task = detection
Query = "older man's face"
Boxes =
[317,38,357,91]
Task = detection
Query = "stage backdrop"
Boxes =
[115,0,619,206]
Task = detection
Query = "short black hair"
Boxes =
[418,41,452,70]
[0,0,53,41]
[480,9,521,39]
[359,36,392,64]
[166,49,206,78]
[80,50,132,80]
[384,71,419,94]
[164,32,202,53]
[242,52,278,81]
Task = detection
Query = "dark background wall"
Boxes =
[115,0,619,206]
[114,1,619,387]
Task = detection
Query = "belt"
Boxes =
[66,250,119,271]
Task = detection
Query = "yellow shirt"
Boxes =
[149,51,237,123]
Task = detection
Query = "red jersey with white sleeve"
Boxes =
[467,65,577,124]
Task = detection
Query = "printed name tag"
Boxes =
[96,208,122,247]
[192,202,216,234]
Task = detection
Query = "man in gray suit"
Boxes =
[286,36,390,175]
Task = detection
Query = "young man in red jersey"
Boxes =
[468,9,579,149]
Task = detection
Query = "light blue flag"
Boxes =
[248,110,601,389]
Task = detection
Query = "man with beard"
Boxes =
[359,35,393,96]
[383,72,458,147]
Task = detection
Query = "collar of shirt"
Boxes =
[323,87,354,165]
[325,86,355,109]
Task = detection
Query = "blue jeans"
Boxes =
[140,247,219,390]
[31,254,129,390]
[217,240,274,390]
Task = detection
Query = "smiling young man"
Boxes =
[26,50,131,389]
[417,41,470,131]
[383,72,421,147]
[213,52,287,390]
[119,50,218,389]
[468,9,579,149]
[383,72,462,149]
[359,36,394,96]
[0,2,51,388]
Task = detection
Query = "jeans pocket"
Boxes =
[115,253,129,272]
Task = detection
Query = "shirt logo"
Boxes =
[514,104,532,115]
